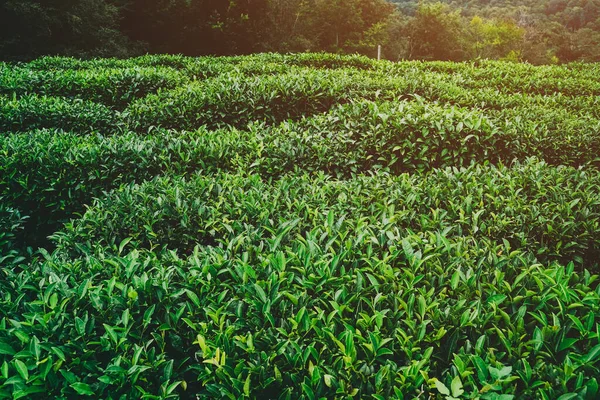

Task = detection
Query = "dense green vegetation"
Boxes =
[1,0,600,63]
[1,53,600,399]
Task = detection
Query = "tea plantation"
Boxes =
[1,53,600,399]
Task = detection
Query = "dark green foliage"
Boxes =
[0,128,259,248]
[25,55,194,71]
[0,95,119,133]
[0,205,26,254]
[0,0,134,61]
[124,68,403,131]
[0,67,189,109]
[53,161,600,269]
[1,54,600,400]
[1,55,599,251]
[258,100,504,175]
[2,166,600,398]
[1,0,600,64]
[257,99,600,176]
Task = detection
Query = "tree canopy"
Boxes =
[1,0,599,63]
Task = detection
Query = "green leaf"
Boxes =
[14,360,28,381]
[75,317,87,336]
[586,378,599,400]
[1,361,8,379]
[12,387,46,400]
[558,338,579,352]
[498,366,512,378]
[450,269,460,290]
[0,343,15,356]
[70,382,95,396]
[434,379,450,396]
[51,347,66,362]
[166,381,181,396]
[186,290,201,308]
[254,284,267,304]
[103,324,118,344]
[451,376,464,398]
[402,238,415,260]
[585,344,600,363]
[118,237,133,254]
[418,295,427,319]
[30,336,40,360]
[556,394,578,400]
[301,383,315,400]
[244,374,251,396]
[533,327,543,351]
[487,295,507,306]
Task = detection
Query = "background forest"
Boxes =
[1,0,599,64]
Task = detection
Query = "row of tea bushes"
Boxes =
[256,99,600,176]
[233,98,600,179]
[3,96,600,249]
[458,64,600,96]
[0,128,261,247]
[3,62,598,135]
[3,86,598,137]
[1,189,599,398]
[487,105,600,166]
[0,95,119,133]
[123,68,413,131]
[2,55,598,123]
[22,53,379,74]
[256,100,504,176]
[440,88,600,119]
[18,53,600,88]
[54,160,600,270]
[120,67,565,133]
[0,66,190,109]
[2,53,600,400]
[167,54,600,96]
[384,60,600,96]
[24,54,197,71]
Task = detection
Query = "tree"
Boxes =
[338,0,396,53]
[467,16,525,60]
[310,0,366,51]
[0,0,133,60]
[405,2,466,61]
[262,0,316,52]
[120,0,269,56]
[262,0,395,54]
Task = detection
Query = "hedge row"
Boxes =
[0,128,259,247]
[3,96,600,249]
[0,67,189,109]
[123,68,413,131]
[1,162,600,399]
[0,95,119,133]
[53,160,600,269]
[255,99,600,176]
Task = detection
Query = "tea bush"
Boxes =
[0,128,260,247]
[25,54,193,71]
[0,205,25,254]
[124,68,410,131]
[2,206,600,398]
[1,53,600,399]
[53,160,600,269]
[0,95,119,133]
[257,100,600,175]
[257,100,504,176]
[0,67,189,109]
[3,99,599,250]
